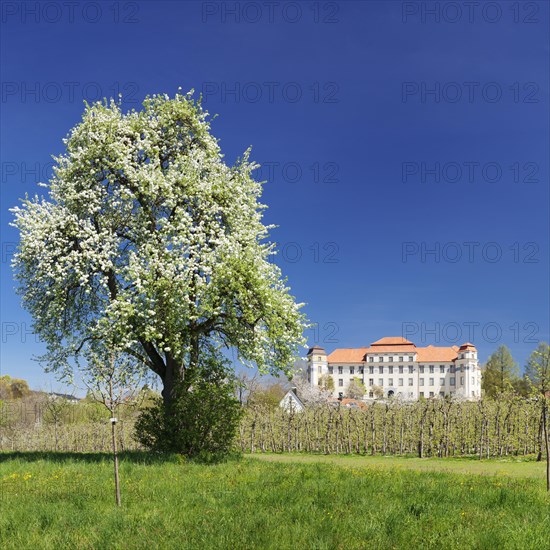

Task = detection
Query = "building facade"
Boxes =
[279,388,306,412]
[307,337,481,400]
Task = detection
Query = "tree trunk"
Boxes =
[418,403,428,458]
[111,419,121,506]
[536,412,543,461]
[161,354,180,408]
[542,399,549,492]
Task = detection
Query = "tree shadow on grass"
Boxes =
[0,450,243,465]
[0,450,180,465]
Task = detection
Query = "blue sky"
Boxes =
[1,1,548,391]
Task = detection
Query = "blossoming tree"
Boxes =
[11,93,306,421]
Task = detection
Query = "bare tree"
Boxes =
[82,350,144,506]
[235,371,261,405]
[42,386,75,451]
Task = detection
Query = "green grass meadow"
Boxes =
[1,452,549,549]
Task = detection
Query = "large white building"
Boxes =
[307,337,481,400]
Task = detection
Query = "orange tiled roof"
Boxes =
[328,345,417,362]
[326,338,472,364]
[327,348,369,363]
[371,337,415,346]
[459,342,477,350]
[364,345,417,353]
[416,345,458,362]
[340,398,367,409]
[327,397,368,409]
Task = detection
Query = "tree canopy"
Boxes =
[525,342,550,396]
[11,93,306,405]
[481,345,518,398]
[347,377,366,399]
[0,375,30,400]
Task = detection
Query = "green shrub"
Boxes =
[135,363,242,458]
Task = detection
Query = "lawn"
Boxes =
[1,452,549,549]
[250,452,549,478]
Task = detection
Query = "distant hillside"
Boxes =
[0,376,81,402]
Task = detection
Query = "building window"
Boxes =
[419,391,424,397]
[388,378,394,386]
[379,366,384,374]
[419,366,425,374]
[338,366,343,374]
[450,365,455,373]
[378,378,383,386]
[338,379,343,387]
[408,366,414,374]
[359,367,364,374]
[398,378,404,386]
[369,378,374,386]
[350,367,355,375]
[450,378,456,386]
[408,378,413,386]
[429,365,434,374]
[439,366,445,373]
[419,378,424,386]
[368,357,374,362]
[440,378,445,385]
[407,356,413,362]
[429,378,434,386]
[318,366,322,373]
[328,366,333,374]
[378,356,384,362]
[429,392,434,397]
[460,377,464,385]
[389,366,394,374]
[369,366,374,374]
[439,391,445,397]
[368,391,374,398]
[399,356,404,362]
[398,366,404,374]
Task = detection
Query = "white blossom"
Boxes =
[11,93,307,388]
